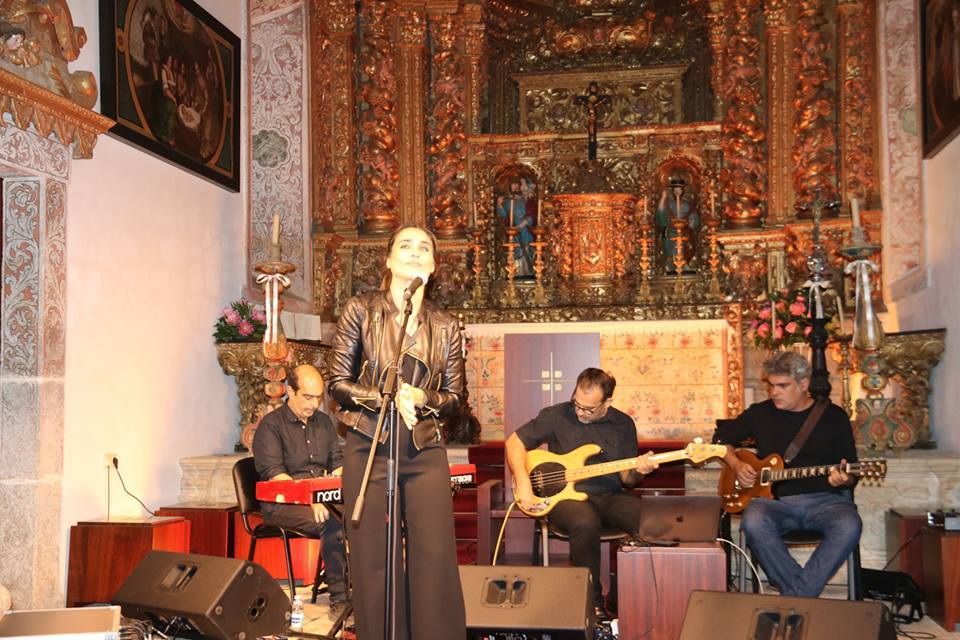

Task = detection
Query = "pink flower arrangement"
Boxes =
[213,299,267,343]
[746,288,839,351]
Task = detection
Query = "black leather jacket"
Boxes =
[327,290,464,450]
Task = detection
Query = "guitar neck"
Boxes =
[565,450,691,482]
[769,462,860,482]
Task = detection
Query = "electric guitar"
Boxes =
[718,449,887,514]
[516,439,728,517]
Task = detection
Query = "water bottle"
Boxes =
[290,594,304,631]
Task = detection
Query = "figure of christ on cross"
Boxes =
[574,81,612,161]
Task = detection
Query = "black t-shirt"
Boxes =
[713,399,858,497]
[252,404,343,481]
[515,402,638,496]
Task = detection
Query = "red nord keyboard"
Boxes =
[256,463,477,505]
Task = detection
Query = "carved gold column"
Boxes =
[321,0,359,233]
[764,0,795,224]
[314,232,344,319]
[396,5,427,226]
[358,0,400,234]
[719,0,765,229]
[706,0,727,121]
[792,0,838,217]
[461,4,485,136]
[427,8,468,238]
[837,0,879,207]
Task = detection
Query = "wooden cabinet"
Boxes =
[156,503,237,557]
[922,528,960,632]
[885,508,929,591]
[617,542,726,640]
[66,516,190,607]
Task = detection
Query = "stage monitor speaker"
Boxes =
[679,590,895,640]
[112,551,290,640]
[459,565,594,640]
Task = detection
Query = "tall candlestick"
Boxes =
[711,192,717,217]
[509,198,515,228]
[271,212,280,245]
[850,197,861,229]
[675,192,681,217]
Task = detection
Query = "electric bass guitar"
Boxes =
[718,449,887,514]
[516,439,727,517]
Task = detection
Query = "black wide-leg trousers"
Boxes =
[342,425,466,640]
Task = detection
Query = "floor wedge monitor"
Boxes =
[679,590,895,640]
[459,565,594,640]
[112,551,290,640]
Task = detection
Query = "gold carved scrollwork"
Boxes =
[428,14,468,238]
[0,68,112,158]
[547,14,652,57]
[398,9,426,43]
[326,0,356,33]
[514,67,687,134]
[719,0,765,227]
[357,0,400,234]
[0,0,97,108]
[791,0,838,215]
[217,341,330,445]
[877,329,946,448]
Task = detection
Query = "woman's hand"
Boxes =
[397,382,427,430]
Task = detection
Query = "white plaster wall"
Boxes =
[58,0,247,598]
[890,134,960,452]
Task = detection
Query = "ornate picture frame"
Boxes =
[99,0,240,191]
[920,0,960,157]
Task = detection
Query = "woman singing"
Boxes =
[327,224,467,640]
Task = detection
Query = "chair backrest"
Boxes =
[233,456,262,517]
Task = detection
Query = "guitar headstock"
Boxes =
[855,459,887,486]
[683,438,728,464]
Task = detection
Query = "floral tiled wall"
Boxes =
[464,320,731,442]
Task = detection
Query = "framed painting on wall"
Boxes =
[99,0,240,191]
[921,0,960,157]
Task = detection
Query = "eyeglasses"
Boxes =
[571,397,606,417]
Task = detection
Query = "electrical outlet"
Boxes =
[104,452,117,469]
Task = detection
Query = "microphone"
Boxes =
[402,275,425,301]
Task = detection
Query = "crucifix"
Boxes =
[573,80,611,161]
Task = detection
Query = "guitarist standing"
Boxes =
[714,351,861,597]
[506,368,659,616]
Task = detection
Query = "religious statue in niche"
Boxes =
[494,166,540,278]
[656,176,700,272]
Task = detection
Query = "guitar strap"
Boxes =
[782,398,828,465]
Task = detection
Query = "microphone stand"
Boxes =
[350,283,418,640]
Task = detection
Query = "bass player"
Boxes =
[506,367,658,617]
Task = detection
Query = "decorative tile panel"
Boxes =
[41,180,66,377]
[0,125,70,180]
[465,320,730,442]
[880,0,924,286]
[2,179,41,377]
[249,3,311,303]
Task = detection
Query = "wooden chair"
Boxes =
[232,457,326,602]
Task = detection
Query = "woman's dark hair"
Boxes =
[380,223,438,290]
[575,367,616,400]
